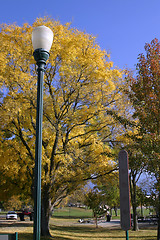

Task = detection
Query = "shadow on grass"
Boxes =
[19,233,33,240]
[19,233,70,240]
[50,225,124,239]
[0,221,33,228]
[49,225,156,239]
[8,227,157,240]
[0,221,156,240]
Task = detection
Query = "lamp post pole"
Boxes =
[32,26,53,240]
[33,49,49,240]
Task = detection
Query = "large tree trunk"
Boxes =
[41,187,51,236]
[157,175,160,240]
[157,190,160,240]
[114,206,118,216]
[140,202,143,217]
[130,172,139,231]
[94,213,98,228]
[132,175,139,231]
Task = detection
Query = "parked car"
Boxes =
[6,211,17,220]
[23,210,31,215]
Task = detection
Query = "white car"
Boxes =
[6,211,17,220]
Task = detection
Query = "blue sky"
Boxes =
[1,0,160,71]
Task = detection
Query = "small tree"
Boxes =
[84,189,106,228]
[96,172,120,216]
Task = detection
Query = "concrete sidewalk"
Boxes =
[98,220,121,228]
[78,219,121,229]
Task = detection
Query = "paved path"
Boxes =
[78,219,121,229]
[78,219,157,229]
[98,220,121,228]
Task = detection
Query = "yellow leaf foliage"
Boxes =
[0,17,129,205]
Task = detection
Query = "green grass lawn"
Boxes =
[52,207,93,218]
[14,222,158,240]
[49,226,157,240]
[0,207,157,240]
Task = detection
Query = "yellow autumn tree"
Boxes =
[0,17,128,236]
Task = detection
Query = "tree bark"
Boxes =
[140,202,143,217]
[157,190,160,240]
[95,214,98,228]
[157,174,160,240]
[41,187,51,236]
[114,206,118,216]
[130,172,139,231]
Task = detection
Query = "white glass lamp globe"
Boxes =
[32,26,53,52]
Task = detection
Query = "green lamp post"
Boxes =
[32,26,53,240]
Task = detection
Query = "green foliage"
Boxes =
[95,172,120,211]
[84,189,107,228]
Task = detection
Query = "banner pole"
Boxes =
[126,230,129,240]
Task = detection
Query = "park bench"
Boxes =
[137,216,145,222]
[148,215,158,224]
[0,233,18,240]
